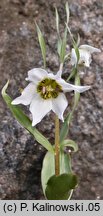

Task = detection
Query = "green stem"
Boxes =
[55,115,60,176]
[59,62,63,71]
[66,66,77,81]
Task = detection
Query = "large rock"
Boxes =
[0,0,103,199]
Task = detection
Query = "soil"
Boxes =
[0,0,103,200]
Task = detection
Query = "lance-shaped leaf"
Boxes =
[74,73,80,107]
[73,43,80,64]
[41,150,72,195]
[65,2,70,25]
[60,29,67,63]
[60,70,80,143]
[55,7,60,35]
[36,23,46,68]
[66,66,77,81]
[60,139,78,152]
[60,113,70,143]
[1,81,54,153]
[77,33,81,47]
[56,5,69,63]
[73,34,81,64]
[45,173,78,200]
[66,24,80,64]
[57,38,62,57]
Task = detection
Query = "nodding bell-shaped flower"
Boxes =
[71,44,101,67]
[12,68,90,126]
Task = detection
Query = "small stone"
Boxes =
[84,73,96,85]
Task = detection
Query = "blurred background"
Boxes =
[0,0,103,199]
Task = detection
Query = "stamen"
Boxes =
[37,78,62,100]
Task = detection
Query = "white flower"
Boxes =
[12,68,90,126]
[71,44,101,67]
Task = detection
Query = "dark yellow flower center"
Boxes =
[37,78,63,99]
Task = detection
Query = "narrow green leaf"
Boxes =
[60,139,78,152]
[77,33,80,46]
[66,24,75,44]
[55,7,60,35]
[41,151,54,195]
[65,2,70,24]
[41,150,72,194]
[64,53,71,62]
[60,113,70,143]
[66,66,77,81]
[57,38,62,56]
[60,69,80,143]
[36,23,46,68]
[1,81,54,153]
[74,73,80,107]
[60,29,67,63]
[60,74,80,143]
[66,24,80,63]
[45,173,78,200]
[73,44,80,63]
[60,151,72,174]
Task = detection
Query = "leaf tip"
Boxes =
[1,80,9,97]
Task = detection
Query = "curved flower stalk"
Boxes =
[12,68,90,126]
[71,44,101,67]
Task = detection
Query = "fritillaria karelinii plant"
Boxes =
[71,44,101,67]
[1,3,101,200]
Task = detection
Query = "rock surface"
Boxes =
[0,0,103,199]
